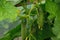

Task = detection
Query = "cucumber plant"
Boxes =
[0,0,60,40]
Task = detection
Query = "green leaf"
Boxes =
[0,0,18,22]
[52,4,60,40]
[45,0,57,20]
[55,0,60,3]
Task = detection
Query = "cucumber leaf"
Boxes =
[0,0,18,22]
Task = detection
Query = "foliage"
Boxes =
[0,0,60,40]
[0,24,21,40]
[0,0,18,22]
